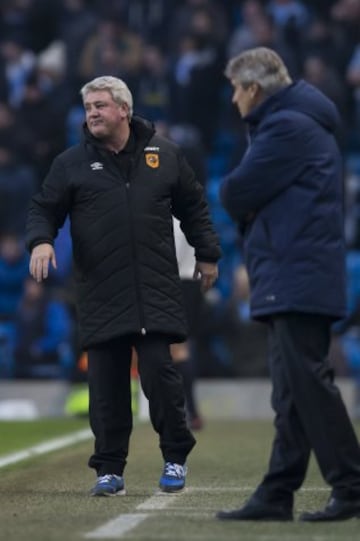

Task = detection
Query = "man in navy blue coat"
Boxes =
[217,47,360,522]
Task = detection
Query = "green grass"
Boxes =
[0,419,359,541]
[0,417,88,455]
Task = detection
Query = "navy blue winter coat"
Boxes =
[221,80,346,320]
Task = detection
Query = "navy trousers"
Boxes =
[255,313,360,505]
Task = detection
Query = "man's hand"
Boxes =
[193,261,218,292]
[29,243,57,282]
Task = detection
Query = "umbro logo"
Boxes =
[90,162,104,171]
[144,146,160,151]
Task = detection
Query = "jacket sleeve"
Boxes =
[220,116,302,222]
[25,156,71,251]
[171,150,221,263]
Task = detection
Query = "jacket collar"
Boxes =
[243,82,295,126]
[83,115,156,151]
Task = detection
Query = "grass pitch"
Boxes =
[0,417,88,455]
[0,419,359,541]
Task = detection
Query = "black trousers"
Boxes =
[255,313,360,505]
[87,334,196,476]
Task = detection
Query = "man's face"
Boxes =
[231,80,258,117]
[83,90,128,140]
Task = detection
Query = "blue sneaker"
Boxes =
[159,462,187,493]
[90,474,126,497]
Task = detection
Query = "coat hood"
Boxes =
[245,80,341,135]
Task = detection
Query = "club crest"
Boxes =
[145,153,159,169]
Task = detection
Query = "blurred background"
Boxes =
[1,0,360,419]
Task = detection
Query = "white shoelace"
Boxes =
[98,474,121,483]
[164,463,186,478]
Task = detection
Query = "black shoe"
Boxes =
[216,497,293,521]
[299,497,360,522]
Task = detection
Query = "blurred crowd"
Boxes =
[1,0,360,390]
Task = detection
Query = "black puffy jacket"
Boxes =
[26,117,221,347]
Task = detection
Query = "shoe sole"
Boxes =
[159,486,185,494]
[300,512,360,522]
[90,488,126,497]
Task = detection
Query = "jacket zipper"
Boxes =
[125,167,146,336]
[90,135,152,336]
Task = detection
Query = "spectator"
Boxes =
[56,0,97,90]
[78,16,143,88]
[303,54,349,124]
[170,16,224,150]
[333,251,360,416]
[156,120,208,187]
[36,41,73,119]
[344,169,360,249]
[266,0,310,30]
[14,277,75,379]
[0,234,29,377]
[301,16,350,74]
[0,35,36,108]
[17,71,66,179]
[0,147,36,235]
[0,0,33,48]
[135,44,170,122]
[346,44,360,138]
[169,0,228,51]
[27,0,62,53]
[122,0,175,49]
[227,0,267,58]
[0,102,37,234]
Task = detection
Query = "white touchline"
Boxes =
[0,428,92,468]
[84,490,186,539]
[0,431,332,540]
[84,514,149,539]
[187,486,330,492]
[83,482,332,540]
[137,492,183,510]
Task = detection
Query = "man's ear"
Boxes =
[119,103,130,119]
[251,83,264,105]
[251,82,261,99]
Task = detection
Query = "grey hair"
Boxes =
[80,76,133,119]
[225,47,292,96]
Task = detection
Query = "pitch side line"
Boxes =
[84,490,187,539]
[84,514,149,539]
[0,428,92,468]
[83,484,331,539]
[187,486,330,492]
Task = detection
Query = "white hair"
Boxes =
[225,47,292,96]
[80,76,133,119]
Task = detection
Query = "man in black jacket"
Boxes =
[26,75,221,496]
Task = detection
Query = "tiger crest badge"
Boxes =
[145,153,159,169]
